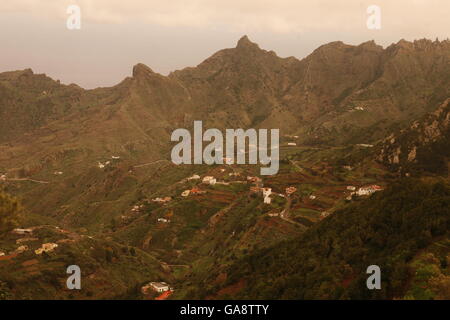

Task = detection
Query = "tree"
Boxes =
[0,189,20,234]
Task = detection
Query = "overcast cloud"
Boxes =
[1,0,449,88]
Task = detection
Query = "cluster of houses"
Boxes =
[248,176,273,203]
[181,187,206,197]
[7,228,59,256]
[202,176,217,185]
[131,204,145,213]
[346,185,383,200]
[355,185,383,196]
[152,197,172,204]
[181,174,234,197]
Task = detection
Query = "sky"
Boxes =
[1,0,449,89]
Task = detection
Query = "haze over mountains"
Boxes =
[1,36,450,144]
[0,36,449,300]
[0,35,449,224]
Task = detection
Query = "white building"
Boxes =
[187,174,200,180]
[0,251,5,256]
[152,197,172,204]
[1,174,7,181]
[262,188,272,198]
[181,190,190,197]
[346,186,356,191]
[12,228,33,235]
[131,205,144,212]
[35,243,58,255]
[356,185,382,196]
[264,196,272,204]
[15,245,29,253]
[287,142,297,146]
[157,218,170,223]
[262,188,272,204]
[202,176,217,185]
[149,282,170,293]
[309,195,316,200]
[321,211,331,218]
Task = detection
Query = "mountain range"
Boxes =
[0,36,449,300]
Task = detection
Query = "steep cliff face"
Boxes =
[378,98,450,174]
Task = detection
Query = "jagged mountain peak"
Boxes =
[236,35,261,50]
[132,63,156,78]
[357,40,383,51]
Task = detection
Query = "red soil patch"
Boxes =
[0,253,18,262]
[215,279,246,298]
[155,290,173,300]
[22,259,39,267]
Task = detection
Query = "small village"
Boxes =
[1,146,386,301]
[0,227,63,260]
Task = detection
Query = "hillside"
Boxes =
[188,179,450,300]
[378,98,450,176]
[0,36,449,300]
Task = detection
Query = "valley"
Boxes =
[0,36,449,300]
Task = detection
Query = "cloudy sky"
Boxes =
[1,0,449,88]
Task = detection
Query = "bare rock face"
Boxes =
[132,63,155,78]
[378,99,450,166]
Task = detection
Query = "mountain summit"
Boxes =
[236,35,260,50]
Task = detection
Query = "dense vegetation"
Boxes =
[205,179,449,299]
[0,189,20,234]
[411,130,450,175]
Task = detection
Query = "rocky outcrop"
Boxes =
[378,98,450,166]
